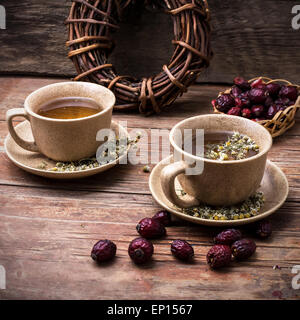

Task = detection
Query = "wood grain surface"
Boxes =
[0,0,300,84]
[0,76,299,300]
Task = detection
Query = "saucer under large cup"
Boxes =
[4,120,130,180]
[149,155,289,226]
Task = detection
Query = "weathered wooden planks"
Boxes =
[0,1,300,84]
[0,77,299,300]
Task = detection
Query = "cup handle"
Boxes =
[161,161,200,208]
[6,108,39,152]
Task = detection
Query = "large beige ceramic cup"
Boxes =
[6,82,115,161]
[161,114,273,208]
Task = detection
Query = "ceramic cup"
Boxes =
[161,114,273,208]
[6,82,115,161]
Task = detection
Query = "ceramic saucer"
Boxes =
[149,155,289,226]
[4,120,130,179]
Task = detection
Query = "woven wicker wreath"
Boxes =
[213,77,300,138]
[66,0,212,115]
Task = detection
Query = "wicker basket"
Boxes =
[66,0,212,115]
[213,77,300,138]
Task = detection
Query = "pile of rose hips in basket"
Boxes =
[91,211,272,269]
[212,77,299,121]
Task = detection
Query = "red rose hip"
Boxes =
[264,96,273,108]
[267,105,278,119]
[241,108,252,118]
[231,239,256,260]
[249,88,267,104]
[207,245,232,269]
[231,86,243,97]
[255,220,272,239]
[216,94,235,112]
[227,107,241,116]
[251,105,264,117]
[275,97,290,106]
[152,210,172,226]
[91,240,117,263]
[136,218,166,239]
[171,240,194,261]
[279,85,298,101]
[251,79,267,91]
[234,77,250,91]
[128,237,154,264]
[266,83,281,97]
[214,229,242,245]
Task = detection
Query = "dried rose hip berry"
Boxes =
[287,100,295,107]
[234,97,243,108]
[214,229,242,245]
[227,107,241,116]
[91,240,117,263]
[234,77,250,91]
[128,237,154,264]
[275,97,290,106]
[252,81,267,91]
[279,85,298,101]
[231,239,256,260]
[136,218,166,239]
[152,210,172,227]
[255,220,272,238]
[278,105,287,111]
[256,84,267,91]
[207,245,232,269]
[249,88,267,104]
[252,118,264,122]
[267,105,278,119]
[238,92,251,108]
[251,105,264,117]
[171,240,194,261]
[266,83,281,97]
[241,108,252,118]
[216,94,235,112]
[250,78,263,88]
[239,91,250,99]
[231,86,243,97]
[264,96,273,108]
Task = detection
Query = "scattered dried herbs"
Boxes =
[38,135,140,172]
[179,191,265,220]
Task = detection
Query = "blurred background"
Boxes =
[0,0,299,84]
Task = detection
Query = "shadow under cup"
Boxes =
[13,82,115,162]
[167,114,273,207]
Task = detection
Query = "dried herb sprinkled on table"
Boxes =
[178,191,265,220]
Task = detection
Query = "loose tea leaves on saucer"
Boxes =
[179,191,265,220]
[37,135,140,172]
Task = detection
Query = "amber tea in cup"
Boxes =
[37,97,103,119]
[6,82,115,161]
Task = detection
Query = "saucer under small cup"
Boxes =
[4,120,130,179]
[149,155,289,226]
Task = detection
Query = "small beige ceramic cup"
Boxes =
[6,82,115,161]
[161,114,273,208]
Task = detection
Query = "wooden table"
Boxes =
[0,76,299,300]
